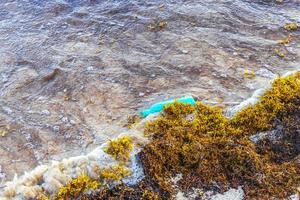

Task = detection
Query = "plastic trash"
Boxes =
[140,96,196,118]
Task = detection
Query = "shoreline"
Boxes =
[1,71,299,200]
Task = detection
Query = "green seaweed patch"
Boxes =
[140,72,300,199]
[104,136,134,161]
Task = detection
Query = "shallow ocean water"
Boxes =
[0,0,299,183]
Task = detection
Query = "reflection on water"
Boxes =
[0,0,299,181]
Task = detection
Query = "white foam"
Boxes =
[226,87,270,117]
[225,70,298,117]
[0,114,158,200]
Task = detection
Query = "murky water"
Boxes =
[0,0,299,184]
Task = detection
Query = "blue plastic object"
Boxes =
[140,96,196,118]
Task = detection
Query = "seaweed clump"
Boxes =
[104,136,134,161]
[100,164,131,182]
[140,72,300,199]
[86,180,159,200]
[284,22,298,31]
[53,177,160,200]
[54,174,100,200]
[51,164,132,200]
[140,102,264,198]
[231,72,300,135]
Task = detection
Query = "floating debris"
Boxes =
[284,23,298,31]
[158,21,168,29]
[140,96,196,118]
[147,23,156,31]
[147,20,168,31]
[140,72,300,199]
[159,4,165,11]
[274,48,286,58]
[243,70,256,78]
[126,115,141,128]
[0,130,7,137]
[279,34,292,45]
